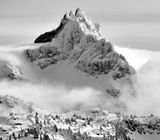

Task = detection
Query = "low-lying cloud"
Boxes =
[1,47,160,116]
[0,80,104,112]
[120,53,160,116]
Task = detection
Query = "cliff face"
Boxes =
[34,17,67,43]
[28,8,135,80]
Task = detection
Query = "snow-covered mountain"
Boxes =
[0,8,159,111]
[30,8,135,80]
[0,8,139,114]
[0,8,157,82]
[0,8,158,110]
[0,9,135,82]
[0,8,160,140]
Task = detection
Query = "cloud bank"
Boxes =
[0,46,160,116]
[120,50,160,116]
[0,80,104,112]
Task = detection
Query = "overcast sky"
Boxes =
[0,0,160,50]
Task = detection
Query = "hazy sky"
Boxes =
[0,0,160,50]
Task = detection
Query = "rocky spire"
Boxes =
[34,8,101,43]
[75,8,84,18]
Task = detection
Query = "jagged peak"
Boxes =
[32,8,135,79]
[63,8,89,21]
[75,8,85,18]
[69,10,74,18]
[34,8,101,43]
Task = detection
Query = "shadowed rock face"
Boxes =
[34,9,79,43]
[34,19,67,43]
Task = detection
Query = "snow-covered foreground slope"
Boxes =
[0,107,160,140]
